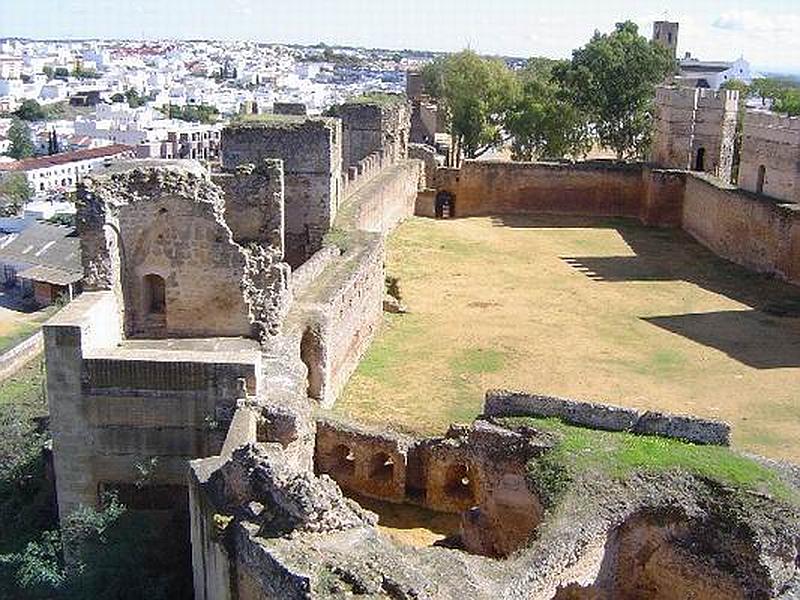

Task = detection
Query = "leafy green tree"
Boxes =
[124,88,146,108]
[14,100,47,122]
[772,88,800,116]
[7,118,34,159]
[555,21,673,160]
[42,66,54,80]
[505,58,592,161]
[0,173,32,215]
[421,50,518,159]
[166,103,219,124]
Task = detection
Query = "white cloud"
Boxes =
[712,10,800,36]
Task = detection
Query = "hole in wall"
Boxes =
[444,464,475,502]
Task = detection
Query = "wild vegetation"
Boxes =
[0,361,193,599]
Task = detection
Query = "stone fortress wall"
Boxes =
[429,159,800,286]
[739,111,800,203]
[220,117,342,268]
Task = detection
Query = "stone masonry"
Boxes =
[651,85,739,182]
[739,110,800,202]
[220,116,342,267]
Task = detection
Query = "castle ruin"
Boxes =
[41,88,800,599]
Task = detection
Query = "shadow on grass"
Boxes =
[643,311,800,369]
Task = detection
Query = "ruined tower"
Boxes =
[652,21,679,59]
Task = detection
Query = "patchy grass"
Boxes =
[336,216,800,462]
[503,416,799,506]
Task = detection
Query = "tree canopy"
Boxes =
[0,173,31,215]
[505,58,592,161]
[554,21,674,159]
[14,100,47,122]
[7,118,34,160]
[421,50,518,159]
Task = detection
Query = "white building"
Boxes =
[0,144,134,197]
[0,56,23,80]
[678,55,754,91]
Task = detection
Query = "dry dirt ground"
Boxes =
[336,215,800,463]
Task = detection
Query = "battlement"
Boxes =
[655,86,739,111]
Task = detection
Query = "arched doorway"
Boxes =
[435,191,455,219]
[143,274,166,315]
[756,165,766,194]
[694,147,706,172]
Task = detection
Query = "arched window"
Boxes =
[756,165,766,194]
[694,147,705,172]
[330,444,355,477]
[143,274,166,314]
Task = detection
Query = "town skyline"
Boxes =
[2,0,800,74]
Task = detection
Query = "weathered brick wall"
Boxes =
[739,111,800,202]
[432,160,645,218]
[221,118,342,266]
[682,174,800,284]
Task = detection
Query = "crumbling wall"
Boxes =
[408,142,437,188]
[221,118,342,267]
[485,389,731,446]
[78,161,289,340]
[335,98,411,171]
[315,419,410,502]
[272,102,307,116]
[682,174,800,285]
[739,111,800,203]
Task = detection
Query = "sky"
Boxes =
[2,0,799,74]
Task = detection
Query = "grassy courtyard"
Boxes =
[336,215,800,463]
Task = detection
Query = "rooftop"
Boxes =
[0,144,133,172]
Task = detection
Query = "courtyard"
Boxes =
[336,215,800,463]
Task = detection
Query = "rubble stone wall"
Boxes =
[335,99,411,171]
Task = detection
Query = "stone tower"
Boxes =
[653,21,679,59]
[651,86,739,183]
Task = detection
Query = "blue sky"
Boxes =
[2,0,799,73]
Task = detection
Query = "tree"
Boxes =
[555,21,673,160]
[42,66,54,80]
[14,100,46,122]
[7,118,34,159]
[124,89,146,108]
[0,173,32,216]
[505,58,592,161]
[772,88,800,117]
[421,50,518,159]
